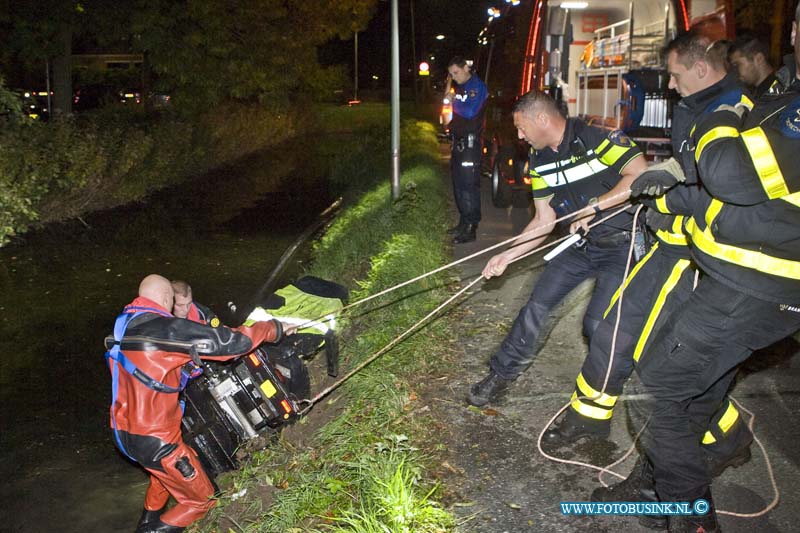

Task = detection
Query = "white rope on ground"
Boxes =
[530,205,780,520]
[535,204,645,479]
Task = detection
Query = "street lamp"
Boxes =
[435,34,445,40]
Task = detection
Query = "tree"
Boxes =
[125,0,378,109]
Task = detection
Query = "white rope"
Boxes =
[295,203,634,413]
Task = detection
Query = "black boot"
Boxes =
[136,517,186,533]
[667,490,718,532]
[543,408,610,445]
[591,456,667,530]
[135,506,166,532]
[452,224,477,244]
[447,222,466,235]
[466,370,513,407]
[704,421,753,478]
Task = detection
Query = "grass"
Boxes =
[194,110,462,532]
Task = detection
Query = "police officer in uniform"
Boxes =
[596,12,800,529]
[446,56,488,244]
[467,90,647,407]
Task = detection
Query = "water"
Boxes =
[0,142,335,532]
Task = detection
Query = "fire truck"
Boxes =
[468,0,734,208]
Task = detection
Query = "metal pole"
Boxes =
[45,59,52,116]
[390,0,401,200]
[484,38,496,91]
[354,31,359,101]
[410,0,418,103]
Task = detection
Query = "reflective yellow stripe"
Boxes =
[702,401,741,444]
[687,211,800,280]
[531,176,547,190]
[695,126,740,162]
[702,431,717,444]
[740,94,754,109]
[704,199,723,226]
[598,143,631,167]
[633,259,692,362]
[672,215,685,233]
[576,372,618,407]
[656,228,688,246]
[740,127,789,199]
[717,401,740,434]
[603,243,659,319]
[570,392,614,420]
[782,192,800,208]
[655,195,671,214]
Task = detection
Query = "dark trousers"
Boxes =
[576,244,694,408]
[450,140,482,226]
[490,242,631,379]
[636,275,800,501]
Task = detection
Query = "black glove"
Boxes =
[630,157,686,197]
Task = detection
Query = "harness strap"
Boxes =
[105,307,202,459]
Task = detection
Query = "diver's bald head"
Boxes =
[139,274,174,312]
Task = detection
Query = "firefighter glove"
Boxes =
[630,157,685,197]
[714,103,749,120]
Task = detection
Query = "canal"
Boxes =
[0,142,336,532]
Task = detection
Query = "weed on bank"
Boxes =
[197,119,460,532]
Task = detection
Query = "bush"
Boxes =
[0,102,304,246]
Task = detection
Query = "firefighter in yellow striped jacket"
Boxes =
[601,46,800,532]
[553,34,754,494]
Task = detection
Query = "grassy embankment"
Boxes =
[197,105,463,532]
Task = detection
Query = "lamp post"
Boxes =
[390,0,400,200]
[354,30,359,101]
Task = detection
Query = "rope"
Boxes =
[535,204,644,476]
[530,205,779,520]
[295,202,634,414]
[287,194,633,333]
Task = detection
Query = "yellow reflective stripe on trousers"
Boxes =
[656,229,687,246]
[576,372,618,407]
[702,401,740,444]
[688,202,800,279]
[695,126,740,162]
[570,392,614,420]
[603,243,660,319]
[740,127,789,199]
[633,259,692,362]
[656,215,688,246]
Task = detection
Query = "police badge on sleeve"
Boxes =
[608,130,633,146]
[779,97,800,139]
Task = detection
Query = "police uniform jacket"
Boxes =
[449,75,488,139]
[529,118,642,240]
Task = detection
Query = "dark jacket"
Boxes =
[645,75,748,256]
[684,84,800,302]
